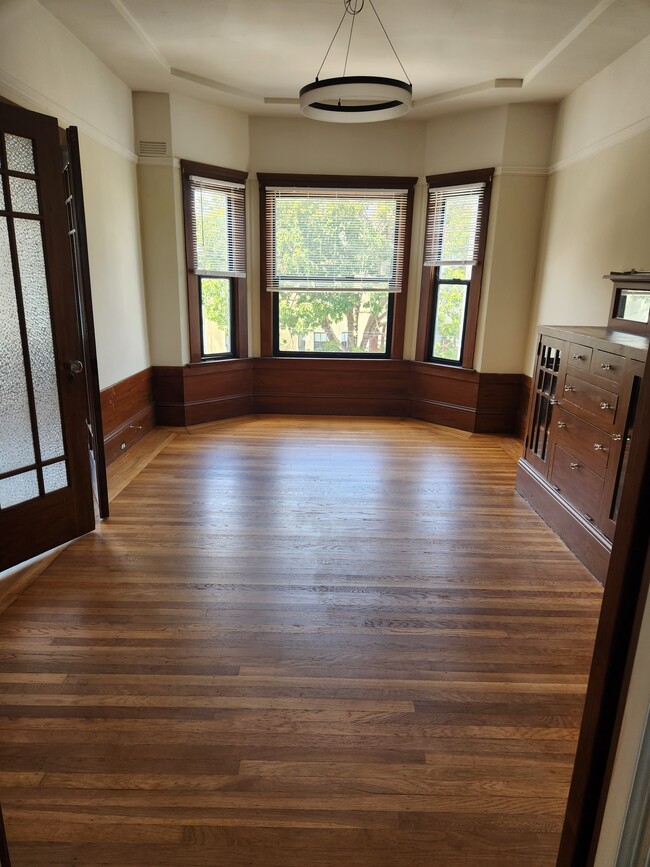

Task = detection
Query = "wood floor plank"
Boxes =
[0,417,602,865]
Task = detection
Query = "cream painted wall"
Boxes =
[249,116,424,177]
[136,164,189,366]
[0,0,150,388]
[80,134,149,385]
[0,0,134,157]
[424,106,508,176]
[170,95,249,170]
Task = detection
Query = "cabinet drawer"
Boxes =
[568,343,593,373]
[590,349,625,384]
[554,408,611,475]
[550,445,605,521]
[563,374,619,424]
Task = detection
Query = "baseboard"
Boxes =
[515,459,611,584]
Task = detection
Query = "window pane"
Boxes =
[200,277,231,355]
[278,291,389,354]
[193,186,228,273]
[274,194,402,290]
[431,283,468,362]
[0,471,39,509]
[439,264,472,281]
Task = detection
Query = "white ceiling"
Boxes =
[39,0,650,118]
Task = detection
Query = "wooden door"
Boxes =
[0,102,94,570]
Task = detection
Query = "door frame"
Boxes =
[556,357,650,865]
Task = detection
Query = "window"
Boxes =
[181,160,248,362]
[258,174,415,358]
[416,168,493,368]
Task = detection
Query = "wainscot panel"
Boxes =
[253,358,411,417]
[152,360,254,427]
[100,368,155,465]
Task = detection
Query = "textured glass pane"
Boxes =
[0,218,36,473]
[432,283,467,362]
[43,460,68,493]
[0,471,39,509]
[277,290,389,354]
[14,218,64,461]
[9,177,39,214]
[5,134,35,174]
[0,182,5,210]
[200,278,231,355]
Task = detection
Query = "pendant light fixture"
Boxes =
[299,0,412,123]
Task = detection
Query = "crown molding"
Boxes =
[549,114,650,174]
[495,166,549,177]
[0,67,138,163]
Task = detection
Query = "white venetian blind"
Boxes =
[424,181,487,267]
[265,186,409,292]
[189,175,246,277]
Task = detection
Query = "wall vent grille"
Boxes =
[139,140,168,157]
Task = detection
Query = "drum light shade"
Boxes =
[299,76,412,123]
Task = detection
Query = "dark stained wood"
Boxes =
[100,368,155,465]
[152,360,254,427]
[517,375,533,440]
[253,358,410,416]
[62,125,109,518]
[475,373,527,434]
[515,461,611,584]
[556,347,650,866]
[0,102,94,570]
[0,417,602,866]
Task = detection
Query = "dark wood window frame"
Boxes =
[258,173,416,359]
[415,167,493,370]
[181,159,249,364]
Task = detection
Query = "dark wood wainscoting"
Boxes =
[517,374,533,439]
[410,364,527,433]
[148,359,526,433]
[152,360,254,426]
[100,368,155,465]
[253,358,410,416]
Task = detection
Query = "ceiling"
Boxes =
[39,0,650,119]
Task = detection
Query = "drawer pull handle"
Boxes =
[564,385,574,392]
[570,462,580,470]
[600,402,611,410]
[593,443,607,451]
[572,354,585,360]
[600,363,613,370]
[612,434,622,441]
[557,421,567,428]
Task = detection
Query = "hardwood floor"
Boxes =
[0,416,603,866]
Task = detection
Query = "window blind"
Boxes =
[265,186,409,292]
[424,181,487,267]
[189,175,246,278]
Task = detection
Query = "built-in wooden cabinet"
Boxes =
[516,325,647,583]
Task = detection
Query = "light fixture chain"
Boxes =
[367,0,411,84]
[315,6,349,81]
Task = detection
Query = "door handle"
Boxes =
[65,359,84,376]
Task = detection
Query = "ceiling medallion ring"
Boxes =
[299,0,412,123]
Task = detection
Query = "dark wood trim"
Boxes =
[257,173,418,189]
[63,125,109,518]
[425,167,495,187]
[100,368,155,465]
[517,374,533,440]
[258,173,417,360]
[180,161,249,363]
[180,160,248,184]
[556,355,650,866]
[416,168,494,369]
